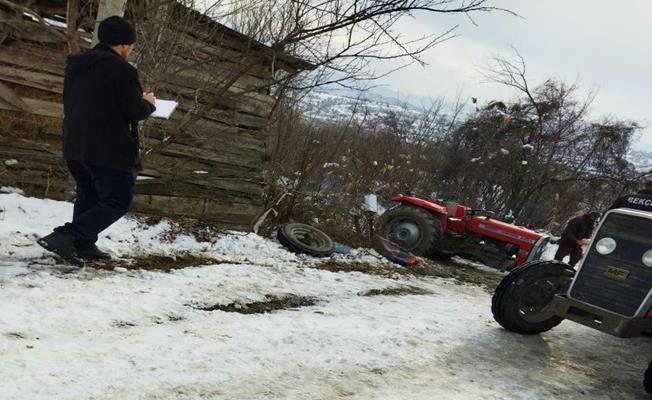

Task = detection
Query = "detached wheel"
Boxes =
[645,361,652,396]
[492,260,573,334]
[377,206,444,258]
[277,223,335,257]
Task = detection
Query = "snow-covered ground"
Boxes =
[0,192,650,400]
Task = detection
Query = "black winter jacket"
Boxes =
[62,44,155,171]
[559,215,596,247]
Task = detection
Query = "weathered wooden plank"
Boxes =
[2,160,68,175]
[140,153,261,180]
[158,81,273,118]
[134,177,262,202]
[143,140,262,172]
[0,44,66,76]
[142,134,263,156]
[0,168,72,195]
[0,134,60,151]
[0,97,63,118]
[166,134,264,155]
[0,64,64,94]
[165,69,275,107]
[0,81,31,111]
[131,194,258,228]
[23,98,63,118]
[0,149,63,167]
[135,165,264,197]
[2,21,67,44]
[142,124,264,154]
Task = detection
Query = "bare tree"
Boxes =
[431,49,641,227]
[216,0,513,90]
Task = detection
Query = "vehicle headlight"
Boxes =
[643,250,652,267]
[595,237,617,255]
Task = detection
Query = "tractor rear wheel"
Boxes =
[492,260,573,334]
[377,206,444,257]
[645,361,652,396]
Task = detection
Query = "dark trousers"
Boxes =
[554,242,583,267]
[55,160,134,244]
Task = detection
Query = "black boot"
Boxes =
[74,242,112,261]
[37,231,82,264]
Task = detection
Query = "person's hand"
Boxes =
[578,239,591,246]
[143,92,156,106]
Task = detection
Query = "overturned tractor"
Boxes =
[377,193,549,270]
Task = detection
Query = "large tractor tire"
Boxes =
[377,206,444,258]
[645,361,652,396]
[277,223,335,258]
[492,260,573,335]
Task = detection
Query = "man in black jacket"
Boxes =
[38,16,156,262]
[609,180,652,213]
[554,211,601,267]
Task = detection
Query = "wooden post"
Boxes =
[66,0,80,53]
[91,0,128,47]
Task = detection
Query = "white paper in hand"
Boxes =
[151,99,178,119]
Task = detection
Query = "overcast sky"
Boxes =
[374,0,652,151]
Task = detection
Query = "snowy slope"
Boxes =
[0,192,650,400]
[628,150,652,172]
[300,89,426,122]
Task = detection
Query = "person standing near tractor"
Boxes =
[37,16,156,263]
[554,211,601,267]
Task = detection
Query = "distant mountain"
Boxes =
[299,88,652,174]
[627,150,652,172]
[300,89,424,122]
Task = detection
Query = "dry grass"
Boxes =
[194,295,318,314]
[312,258,504,293]
[89,253,226,272]
[359,286,432,296]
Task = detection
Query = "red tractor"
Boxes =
[491,207,652,395]
[377,193,549,270]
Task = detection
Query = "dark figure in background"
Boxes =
[609,180,652,213]
[38,16,156,262]
[554,211,601,267]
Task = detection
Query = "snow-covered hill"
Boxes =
[628,149,652,172]
[299,88,440,122]
[300,88,652,174]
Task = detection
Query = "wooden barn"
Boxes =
[0,0,313,230]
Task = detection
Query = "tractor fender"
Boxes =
[391,194,448,214]
[391,194,449,229]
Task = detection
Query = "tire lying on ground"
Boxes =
[492,260,574,335]
[277,223,335,257]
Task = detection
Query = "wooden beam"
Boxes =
[66,0,80,53]
[0,81,31,112]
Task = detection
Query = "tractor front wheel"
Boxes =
[376,206,444,258]
[492,260,573,334]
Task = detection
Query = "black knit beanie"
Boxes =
[98,16,136,45]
